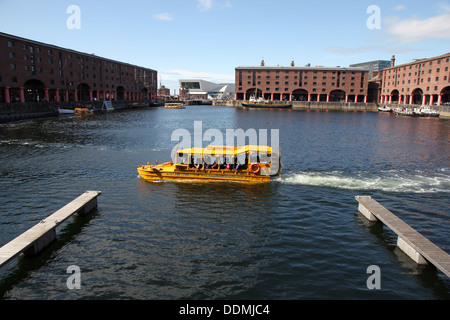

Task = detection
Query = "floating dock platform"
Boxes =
[0,191,101,268]
[356,196,450,278]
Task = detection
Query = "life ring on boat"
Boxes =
[249,163,261,174]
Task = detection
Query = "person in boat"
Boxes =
[220,156,227,169]
[219,156,232,170]
[235,154,248,170]
[243,157,249,170]
[194,157,203,169]
[205,155,218,169]
[178,152,188,165]
[225,156,233,170]
[204,156,212,169]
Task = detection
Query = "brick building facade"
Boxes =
[235,60,369,103]
[380,53,450,106]
[157,85,171,100]
[0,32,157,104]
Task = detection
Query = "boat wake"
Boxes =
[278,170,450,193]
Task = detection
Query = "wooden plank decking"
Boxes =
[356,196,450,278]
[0,191,101,268]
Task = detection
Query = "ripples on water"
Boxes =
[281,169,450,193]
[0,107,449,300]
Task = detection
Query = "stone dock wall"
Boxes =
[215,100,378,112]
[214,100,450,118]
[0,100,145,123]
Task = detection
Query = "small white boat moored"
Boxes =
[414,105,439,117]
[394,107,415,116]
[377,105,392,112]
[58,108,74,114]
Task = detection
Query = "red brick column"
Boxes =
[4,87,10,103]
[20,87,25,103]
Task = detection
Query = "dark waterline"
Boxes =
[0,106,449,299]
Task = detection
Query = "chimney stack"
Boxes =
[391,55,396,67]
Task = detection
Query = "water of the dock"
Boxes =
[356,196,450,278]
[0,191,101,268]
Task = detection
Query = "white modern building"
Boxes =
[179,79,235,100]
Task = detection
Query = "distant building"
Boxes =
[158,85,171,100]
[179,79,235,100]
[350,59,392,103]
[235,60,369,102]
[0,32,157,103]
[350,60,391,79]
[380,53,450,105]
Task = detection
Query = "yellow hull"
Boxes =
[165,102,185,109]
[137,164,271,183]
[74,108,94,116]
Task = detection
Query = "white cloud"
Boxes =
[154,13,174,21]
[385,12,450,43]
[325,8,450,55]
[437,1,450,12]
[198,0,213,11]
[393,5,406,11]
[162,69,234,83]
[196,0,233,12]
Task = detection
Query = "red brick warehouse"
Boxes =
[380,53,450,106]
[235,59,369,103]
[0,32,158,104]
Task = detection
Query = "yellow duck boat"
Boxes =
[137,145,281,183]
[165,102,185,109]
[74,107,94,116]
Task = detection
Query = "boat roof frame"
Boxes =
[177,145,274,157]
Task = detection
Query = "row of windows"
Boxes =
[386,76,449,86]
[385,67,449,81]
[247,75,360,81]
[244,81,361,87]
[241,70,361,75]
[238,87,364,93]
[383,86,441,94]
[7,39,152,73]
[8,53,144,76]
[8,63,130,81]
[385,58,450,73]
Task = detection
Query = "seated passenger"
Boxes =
[204,156,212,169]
[194,159,203,169]
[189,156,195,168]
[220,157,227,169]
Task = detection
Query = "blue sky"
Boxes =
[1,0,449,92]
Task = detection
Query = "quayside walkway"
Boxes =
[356,196,450,278]
[0,191,101,268]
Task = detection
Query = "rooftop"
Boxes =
[236,65,369,72]
[382,52,450,71]
[1,32,156,72]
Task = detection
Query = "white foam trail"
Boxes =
[279,171,450,193]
